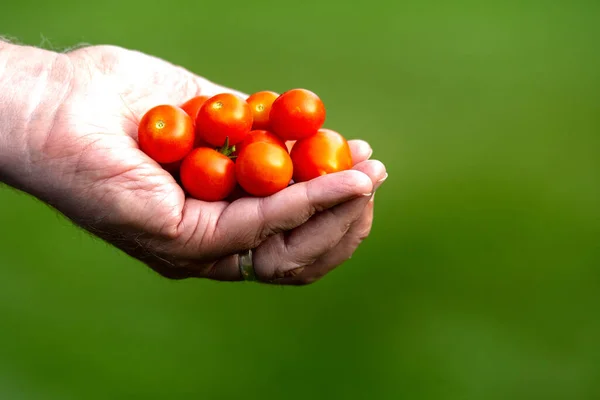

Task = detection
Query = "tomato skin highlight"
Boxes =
[180,147,237,202]
[246,91,278,130]
[138,105,195,164]
[195,93,253,147]
[236,141,293,197]
[235,130,287,156]
[290,128,352,183]
[269,88,326,141]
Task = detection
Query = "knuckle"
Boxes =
[340,170,372,194]
[357,226,373,242]
[304,180,324,214]
[297,275,319,286]
[254,197,275,243]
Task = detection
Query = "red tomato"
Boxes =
[138,105,194,164]
[181,95,209,122]
[290,128,352,183]
[235,130,287,156]
[180,147,237,202]
[236,141,293,197]
[246,91,278,130]
[181,95,211,148]
[196,93,253,147]
[269,88,326,141]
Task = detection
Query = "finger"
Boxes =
[182,254,244,281]
[353,159,388,189]
[143,253,241,281]
[182,163,384,282]
[348,140,373,165]
[206,169,373,256]
[251,159,385,281]
[277,197,375,285]
[182,190,371,283]
[142,161,386,282]
[251,192,372,281]
[270,159,387,285]
[192,254,241,281]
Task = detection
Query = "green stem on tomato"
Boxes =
[217,136,236,157]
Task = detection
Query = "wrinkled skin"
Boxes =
[0,43,388,284]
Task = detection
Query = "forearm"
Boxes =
[0,40,72,195]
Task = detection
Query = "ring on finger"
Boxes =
[238,249,258,281]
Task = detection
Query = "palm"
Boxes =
[42,45,385,284]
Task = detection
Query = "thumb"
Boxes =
[204,170,373,256]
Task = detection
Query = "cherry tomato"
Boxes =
[138,105,194,164]
[196,93,253,147]
[236,141,293,197]
[269,88,326,141]
[235,130,287,156]
[290,128,352,183]
[246,91,278,130]
[181,95,211,147]
[180,147,236,202]
[181,95,210,122]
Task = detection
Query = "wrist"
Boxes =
[0,41,73,194]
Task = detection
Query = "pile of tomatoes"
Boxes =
[137,88,352,201]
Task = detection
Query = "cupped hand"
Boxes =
[26,45,387,284]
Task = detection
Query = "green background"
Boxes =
[1,0,599,398]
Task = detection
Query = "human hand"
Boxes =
[0,44,387,284]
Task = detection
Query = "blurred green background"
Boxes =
[1,0,599,398]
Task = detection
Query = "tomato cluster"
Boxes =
[137,88,353,202]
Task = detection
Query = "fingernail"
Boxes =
[374,173,388,190]
[366,148,373,159]
[362,192,373,197]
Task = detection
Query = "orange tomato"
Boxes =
[269,88,326,141]
[236,141,293,197]
[235,130,287,156]
[180,147,237,202]
[246,91,278,130]
[181,95,211,148]
[195,93,253,147]
[138,105,194,164]
[290,128,352,183]
[181,95,210,122]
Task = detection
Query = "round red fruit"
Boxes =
[138,105,194,164]
[181,95,210,122]
[236,130,287,156]
[180,147,237,202]
[236,141,293,197]
[246,91,278,130]
[196,93,253,147]
[269,88,326,141]
[290,128,352,183]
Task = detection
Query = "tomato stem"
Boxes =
[217,136,236,157]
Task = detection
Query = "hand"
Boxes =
[2,44,388,284]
